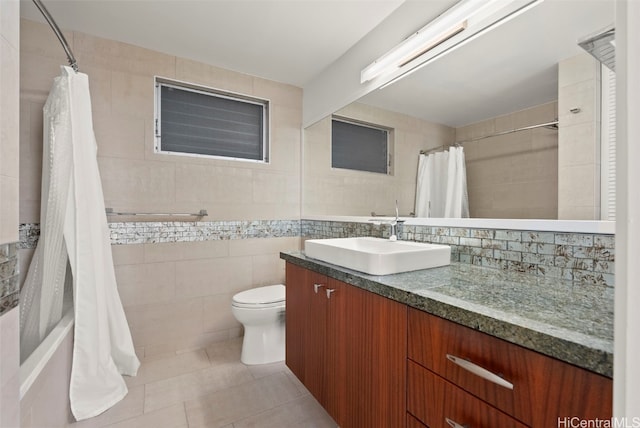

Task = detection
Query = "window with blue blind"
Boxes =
[155,79,269,162]
[331,118,389,174]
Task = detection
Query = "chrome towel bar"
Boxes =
[105,208,208,217]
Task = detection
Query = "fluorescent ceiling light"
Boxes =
[361,0,542,84]
[397,20,467,68]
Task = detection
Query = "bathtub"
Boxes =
[19,309,75,426]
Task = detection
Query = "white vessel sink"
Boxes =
[304,237,451,275]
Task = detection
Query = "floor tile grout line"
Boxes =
[143,357,260,415]
[134,349,235,394]
[142,383,147,416]
[228,394,335,428]
[180,369,304,427]
[183,401,190,428]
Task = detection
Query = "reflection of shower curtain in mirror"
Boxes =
[415,147,469,218]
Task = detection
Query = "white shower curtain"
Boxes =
[415,146,470,218]
[19,66,140,421]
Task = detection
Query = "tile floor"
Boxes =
[67,339,338,427]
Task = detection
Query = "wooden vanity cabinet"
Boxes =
[285,262,407,428]
[408,308,613,427]
[286,262,612,428]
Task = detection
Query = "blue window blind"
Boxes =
[332,119,389,174]
[156,80,268,162]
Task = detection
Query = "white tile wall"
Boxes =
[1,1,20,426]
[0,307,20,427]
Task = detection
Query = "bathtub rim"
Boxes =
[19,309,74,400]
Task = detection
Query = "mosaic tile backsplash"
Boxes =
[18,219,615,288]
[19,220,301,248]
[0,242,19,316]
[302,220,615,287]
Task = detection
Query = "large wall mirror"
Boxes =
[302,0,616,221]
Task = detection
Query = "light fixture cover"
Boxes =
[360,0,541,84]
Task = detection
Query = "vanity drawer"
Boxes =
[408,361,528,428]
[407,308,612,427]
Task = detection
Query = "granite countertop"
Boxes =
[280,251,614,378]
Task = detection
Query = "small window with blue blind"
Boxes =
[155,78,269,162]
[331,118,389,174]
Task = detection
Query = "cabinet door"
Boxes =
[329,278,408,428]
[285,263,307,382]
[285,262,330,407]
[304,270,330,407]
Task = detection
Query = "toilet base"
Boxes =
[240,322,285,365]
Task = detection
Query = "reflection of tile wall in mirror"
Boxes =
[558,53,602,220]
[461,102,558,219]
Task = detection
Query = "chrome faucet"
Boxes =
[389,200,400,241]
[369,200,404,241]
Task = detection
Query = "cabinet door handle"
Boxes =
[326,289,335,299]
[445,417,468,428]
[446,354,514,390]
[313,283,324,294]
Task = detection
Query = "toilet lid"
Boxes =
[232,284,285,306]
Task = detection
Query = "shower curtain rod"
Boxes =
[32,0,78,72]
[458,120,559,144]
[420,120,558,155]
[420,143,461,155]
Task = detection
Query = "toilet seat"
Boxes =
[232,284,285,309]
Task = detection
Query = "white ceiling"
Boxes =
[20,0,616,127]
[20,0,404,87]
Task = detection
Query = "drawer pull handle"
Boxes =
[446,354,514,390]
[313,283,324,294]
[326,289,336,299]
[445,417,468,428]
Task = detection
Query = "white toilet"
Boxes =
[231,284,286,365]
